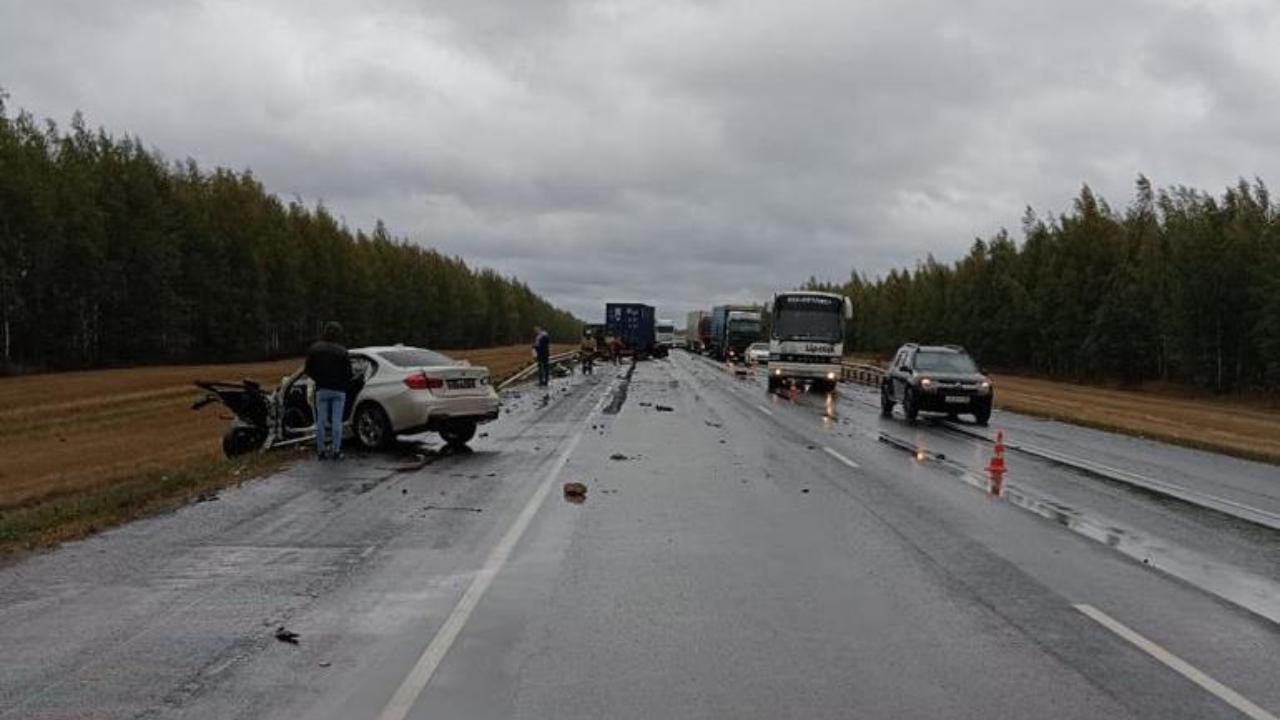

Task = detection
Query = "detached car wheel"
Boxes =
[439,420,478,448]
[355,403,393,450]
[222,427,266,458]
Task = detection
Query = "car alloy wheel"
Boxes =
[355,403,391,449]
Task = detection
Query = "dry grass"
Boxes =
[0,344,568,552]
[845,353,1280,464]
[990,374,1280,464]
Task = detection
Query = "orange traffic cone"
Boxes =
[985,430,1006,497]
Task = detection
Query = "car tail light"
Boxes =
[404,372,444,390]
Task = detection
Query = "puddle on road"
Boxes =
[878,430,1280,626]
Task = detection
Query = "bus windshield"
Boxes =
[773,296,843,342]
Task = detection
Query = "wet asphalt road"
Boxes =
[1,353,1278,719]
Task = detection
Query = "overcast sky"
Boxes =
[3,0,1279,322]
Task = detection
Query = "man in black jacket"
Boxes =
[306,321,350,460]
[533,325,551,387]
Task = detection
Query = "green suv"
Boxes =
[880,344,993,425]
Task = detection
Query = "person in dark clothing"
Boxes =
[533,326,551,387]
[305,321,350,460]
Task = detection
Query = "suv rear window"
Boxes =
[378,348,455,368]
[914,351,978,373]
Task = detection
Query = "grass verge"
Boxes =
[0,451,290,556]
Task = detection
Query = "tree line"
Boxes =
[807,177,1280,393]
[0,97,581,373]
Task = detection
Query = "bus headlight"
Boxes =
[826,371,836,380]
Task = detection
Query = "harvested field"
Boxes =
[0,344,570,551]
[991,374,1280,464]
[845,354,1280,464]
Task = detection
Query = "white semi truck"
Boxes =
[765,291,852,393]
[655,318,676,357]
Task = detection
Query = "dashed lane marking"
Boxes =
[1074,604,1277,720]
[823,446,861,469]
[756,405,774,416]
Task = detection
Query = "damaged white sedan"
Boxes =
[194,346,500,457]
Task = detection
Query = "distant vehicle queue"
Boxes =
[582,293,991,423]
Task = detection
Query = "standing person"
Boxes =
[533,325,551,387]
[306,321,349,460]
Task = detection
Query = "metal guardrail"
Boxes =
[840,362,885,387]
[497,350,581,391]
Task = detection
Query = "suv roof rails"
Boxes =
[943,344,966,352]
[903,342,919,349]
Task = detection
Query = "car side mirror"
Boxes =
[899,366,911,374]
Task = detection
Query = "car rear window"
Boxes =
[914,351,978,373]
[378,348,455,368]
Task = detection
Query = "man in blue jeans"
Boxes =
[305,321,350,460]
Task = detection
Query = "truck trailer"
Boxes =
[685,310,710,352]
[605,303,657,359]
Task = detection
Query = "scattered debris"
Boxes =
[422,505,483,513]
[274,626,300,645]
[401,488,408,495]
[318,660,331,668]
[704,420,723,428]
[610,452,629,461]
[638,401,652,407]
[486,472,497,477]
[194,491,219,503]
[801,488,810,494]
[654,405,674,412]
[806,444,816,450]
[563,482,588,503]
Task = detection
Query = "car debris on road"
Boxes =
[563,482,588,503]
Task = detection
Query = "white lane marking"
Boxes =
[1074,604,1277,720]
[756,404,774,416]
[376,382,613,720]
[823,446,861,469]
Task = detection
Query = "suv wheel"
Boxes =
[355,403,393,449]
[902,388,920,423]
[973,403,991,426]
[767,375,780,393]
[439,419,478,448]
[880,386,894,417]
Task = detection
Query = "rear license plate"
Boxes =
[447,378,476,389]
[944,395,968,404]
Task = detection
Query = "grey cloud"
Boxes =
[3,0,1279,321]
